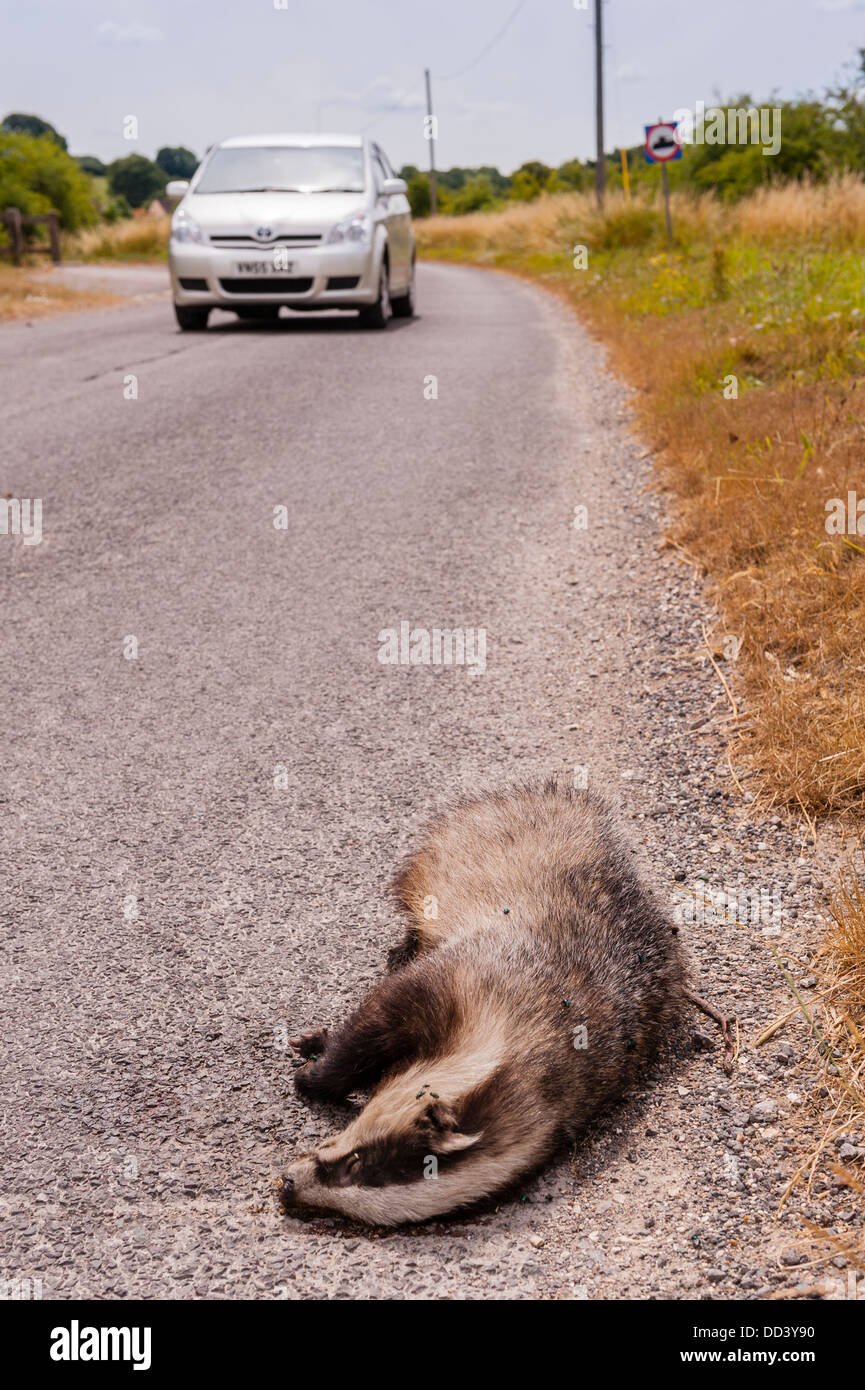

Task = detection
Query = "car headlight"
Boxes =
[171,210,205,244]
[326,211,371,246]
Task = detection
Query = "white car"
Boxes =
[166,133,415,330]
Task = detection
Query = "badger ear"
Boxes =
[423,1099,483,1154]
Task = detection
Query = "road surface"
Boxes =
[0,265,840,1299]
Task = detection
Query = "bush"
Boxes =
[448,174,498,215]
[0,131,97,232]
[596,204,659,249]
[405,173,431,218]
[102,194,132,224]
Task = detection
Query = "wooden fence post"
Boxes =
[47,211,61,264]
[5,207,23,265]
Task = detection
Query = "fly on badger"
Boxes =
[280,781,712,1227]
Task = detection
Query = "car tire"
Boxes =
[235,306,280,321]
[391,259,416,318]
[174,304,210,331]
[358,262,391,329]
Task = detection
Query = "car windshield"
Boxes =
[194,146,365,194]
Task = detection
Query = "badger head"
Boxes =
[280,1081,491,1226]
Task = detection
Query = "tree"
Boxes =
[548,159,590,192]
[76,155,107,177]
[107,154,166,208]
[156,146,198,179]
[1,112,68,149]
[676,99,835,197]
[826,49,865,172]
[509,168,542,201]
[513,160,552,186]
[0,131,96,230]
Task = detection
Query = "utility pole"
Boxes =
[424,67,438,216]
[594,0,605,209]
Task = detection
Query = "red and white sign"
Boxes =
[644,123,682,162]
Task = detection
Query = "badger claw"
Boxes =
[289,1028,329,1059]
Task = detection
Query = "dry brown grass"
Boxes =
[733,173,865,245]
[417,180,865,819]
[417,187,723,261]
[65,213,170,262]
[417,190,590,259]
[818,863,865,1103]
[796,865,865,1270]
[0,264,118,321]
[417,175,865,259]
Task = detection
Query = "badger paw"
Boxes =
[294,1057,338,1101]
[288,1028,328,1060]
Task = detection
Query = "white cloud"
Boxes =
[814,0,865,11]
[95,21,165,45]
[614,63,645,82]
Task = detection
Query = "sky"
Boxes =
[1,0,863,173]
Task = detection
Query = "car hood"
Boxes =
[182,190,367,235]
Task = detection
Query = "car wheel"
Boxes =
[358,262,391,329]
[174,303,210,331]
[391,259,416,318]
[235,306,280,321]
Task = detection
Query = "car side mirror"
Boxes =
[165,180,190,199]
[381,178,407,197]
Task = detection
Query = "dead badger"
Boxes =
[281,782,715,1227]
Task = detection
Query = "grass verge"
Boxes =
[416,179,865,820]
[0,264,118,322]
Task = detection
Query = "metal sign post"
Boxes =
[644,121,682,246]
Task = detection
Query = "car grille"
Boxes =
[218,278,314,295]
[209,234,322,248]
[326,276,360,290]
[179,277,208,291]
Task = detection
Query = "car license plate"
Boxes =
[232,260,294,275]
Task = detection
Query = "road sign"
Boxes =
[644,122,682,163]
[644,122,679,245]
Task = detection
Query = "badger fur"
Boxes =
[281,781,688,1226]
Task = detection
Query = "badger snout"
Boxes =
[279,1154,320,1215]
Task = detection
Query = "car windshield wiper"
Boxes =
[315,186,365,193]
[202,185,307,194]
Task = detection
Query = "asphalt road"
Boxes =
[1,265,835,1300]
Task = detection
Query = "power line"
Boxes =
[438,0,531,81]
[359,0,531,137]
